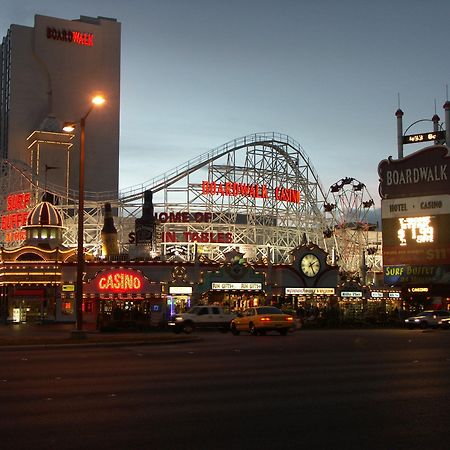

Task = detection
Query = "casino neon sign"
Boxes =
[97,270,143,293]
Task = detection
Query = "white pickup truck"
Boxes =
[168,305,236,334]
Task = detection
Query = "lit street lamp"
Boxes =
[63,95,105,333]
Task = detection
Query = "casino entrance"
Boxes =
[80,267,164,330]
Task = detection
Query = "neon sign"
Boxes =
[1,192,31,243]
[47,27,94,47]
[202,181,301,204]
[97,270,143,293]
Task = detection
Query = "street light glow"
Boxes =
[62,123,75,132]
[92,95,106,106]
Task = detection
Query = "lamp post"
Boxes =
[63,95,105,333]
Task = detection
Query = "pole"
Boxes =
[75,116,86,331]
[395,109,404,159]
[444,101,450,147]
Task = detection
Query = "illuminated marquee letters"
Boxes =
[46,27,94,47]
[1,192,31,243]
[97,271,143,292]
[202,181,301,204]
[397,216,434,246]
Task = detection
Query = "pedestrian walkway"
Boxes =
[0,323,199,349]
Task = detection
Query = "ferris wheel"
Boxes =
[324,177,376,274]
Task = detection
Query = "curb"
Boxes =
[0,336,202,351]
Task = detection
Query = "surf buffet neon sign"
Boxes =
[1,192,31,243]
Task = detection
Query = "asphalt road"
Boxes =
[1,328,450,450]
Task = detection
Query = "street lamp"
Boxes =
[63,95,105,334]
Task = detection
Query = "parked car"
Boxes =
[230,306,294,335]
[404,310,450,329]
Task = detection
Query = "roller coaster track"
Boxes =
[1,132,333,264]
[119,132,327,206]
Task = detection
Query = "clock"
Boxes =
[300,253,321,277]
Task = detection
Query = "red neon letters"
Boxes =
[97,270,143,293]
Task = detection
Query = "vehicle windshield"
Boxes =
[256,307,282,315]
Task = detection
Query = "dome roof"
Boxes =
[38,114,62,133]
[26,201,63,227]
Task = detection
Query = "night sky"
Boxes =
[2,0,450,205]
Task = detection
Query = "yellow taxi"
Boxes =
[230,306,294,336]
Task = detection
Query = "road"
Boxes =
[1,328,450,450]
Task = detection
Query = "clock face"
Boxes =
[300,253,321,277]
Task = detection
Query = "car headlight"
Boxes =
[414,319,420,322]
[175,316,184,321]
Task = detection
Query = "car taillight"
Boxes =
[260,317,271,322]
[285,316,293,322]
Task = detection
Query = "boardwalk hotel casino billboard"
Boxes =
[378,145,450,286]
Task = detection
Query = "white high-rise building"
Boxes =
[0,14,121,196]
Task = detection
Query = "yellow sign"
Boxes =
[62,284,75,292]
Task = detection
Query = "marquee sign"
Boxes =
[382,195,450,266]
[285,287,335,295]
[211,282,262,290]
[379,146,450,285]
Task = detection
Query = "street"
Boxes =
[1,328,450,450]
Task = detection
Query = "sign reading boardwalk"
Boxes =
[378,144,450,285]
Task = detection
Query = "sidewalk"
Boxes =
[0,323,200,349]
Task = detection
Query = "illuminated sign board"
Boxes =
[409,287,429,293]
[62,284,75,292]
[202,181,301,204]
[340,291,363,298]
[97,269,144,293]
[211,283,262,290]
[371,292,384,298]
[402,131,445,145]
[47,27,94,47]
[285,287,335,295]
[382,196,450,266]
[169,286,192,294]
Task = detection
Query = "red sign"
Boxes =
[202,181,301,204]
[7,193,30,211]
[2,192,31,243]
[97,269,145,293]
[47,27,94,47]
